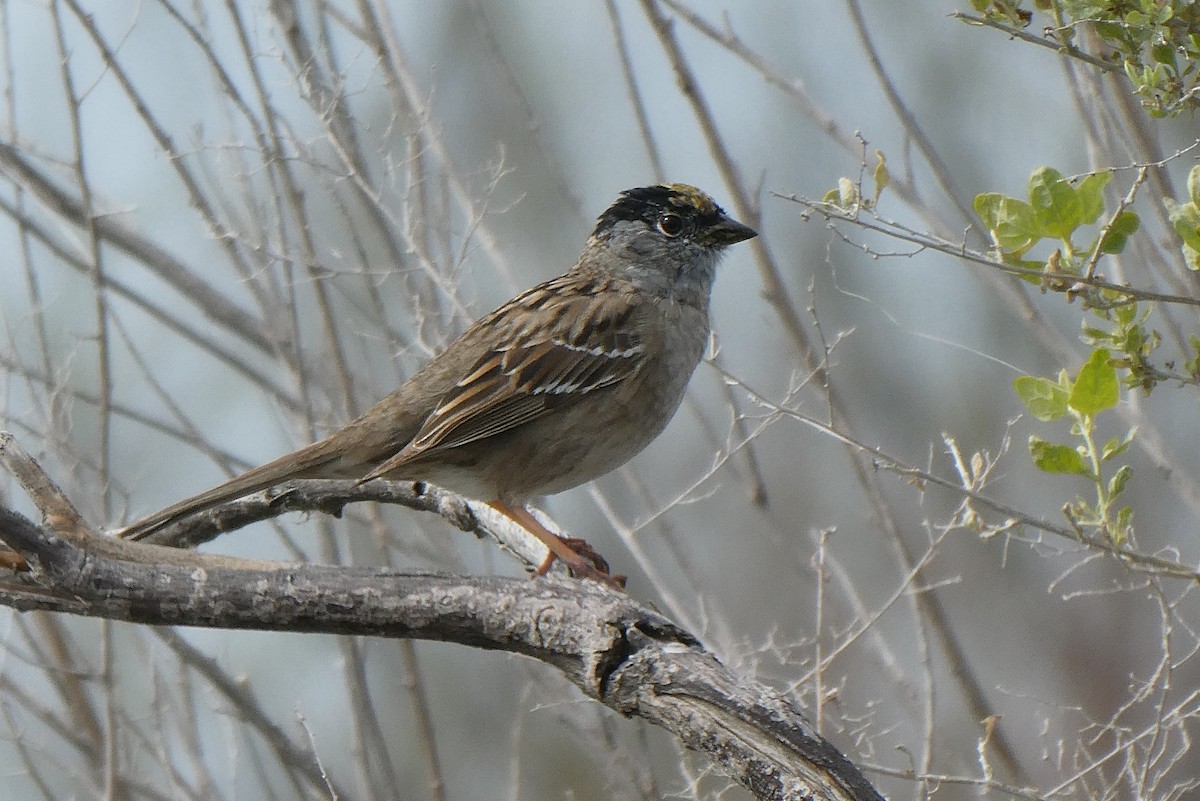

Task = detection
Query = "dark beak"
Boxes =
[704,215,758,246]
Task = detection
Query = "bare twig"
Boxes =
[951,11,1120,73]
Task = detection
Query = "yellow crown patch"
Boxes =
[664,183,718,216]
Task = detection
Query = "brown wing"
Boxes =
[361,280,644,480]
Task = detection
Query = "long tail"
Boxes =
[116,437,349,541]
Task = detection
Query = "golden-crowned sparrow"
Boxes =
[118,183,756,582]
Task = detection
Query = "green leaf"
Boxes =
[872,149,889,201]
[1107,464,1133,499]
[1098,210,1140,253]
[1069,349,1119,416]
[1101,427,1137,461]
[1189,165,1200,207]
[1165,197,1200,252]
[1075,172,1112,226]
[974,193,1039,254]
[1184,244,1200,271]
[1029,436,1088,475]
[1103,21,1131,44]
[1028,167,1083,240]
[838,177,859,209]
[1014,375,1070,421]
[1114,506,1134,544]
[1150,42,1174,65]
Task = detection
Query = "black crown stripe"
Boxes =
[591,184,726,237]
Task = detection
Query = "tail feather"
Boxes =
[117,374,438,541]
[117,438,347,541]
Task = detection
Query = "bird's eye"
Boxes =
[656,213,684,237]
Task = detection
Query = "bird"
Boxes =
[117,184,757,583]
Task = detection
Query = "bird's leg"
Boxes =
[488,501,624,589]
[555,536,610,575]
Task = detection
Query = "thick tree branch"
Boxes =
[0,432,883,801]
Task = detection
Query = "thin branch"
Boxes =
[52,0,112,523]
[782,193,1200,308]
[151,627,353,800]
[60,0,290,361]
[720,371,1200,583]
[847,0,976,228]
[951,11,1120,73]
[0,141,277,357]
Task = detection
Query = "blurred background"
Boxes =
[1,1,1198,799]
